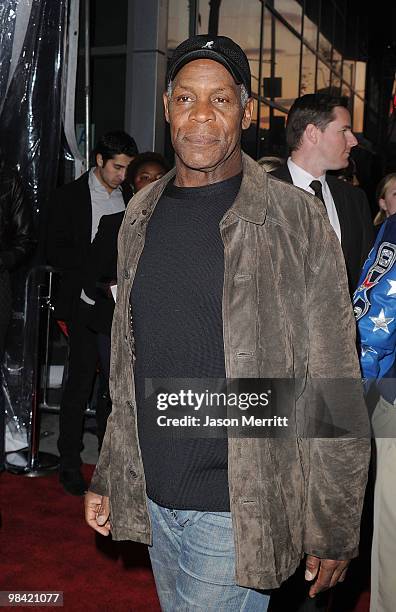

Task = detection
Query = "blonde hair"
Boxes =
[374,172,396,226]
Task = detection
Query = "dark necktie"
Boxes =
[309,180,326,213]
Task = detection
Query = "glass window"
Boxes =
[320,0,334,50]
[197,0,262,95]
[216,0,262,95]
[318,34,332,65]
[259,101,270,131]
[341,83,352,107]
[330,74,341,95]
[353,95,364,133]
[168,0,189,51]
[91,0,128,47]
[317,60,330,93]
[331,47,342,78]
[273,18,300,109]
[303,0,319,50]
[197,0,210,32]
[343,59,355,87]
[334,8,345,55]
[300,44,316,95]
[273,0,302,33]
[355,61,366,97]
[261,7,273,97]
[91,56,126,137]
[303,14,317,50]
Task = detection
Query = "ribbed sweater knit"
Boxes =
[130,173,241,510]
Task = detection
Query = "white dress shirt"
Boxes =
[88,168,125,241]
[287,157,341,243]
[80,168,125,305]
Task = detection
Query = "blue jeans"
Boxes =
[147,498,271,611]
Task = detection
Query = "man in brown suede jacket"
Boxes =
[85,35,370,611]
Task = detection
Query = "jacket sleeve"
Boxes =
[81,214,120,301]
[354,217,396,381]
[88,213,128,497]
[302,218,370,560]
[89,417,112,495]
[46,188,83,271]
[0,170,34,271]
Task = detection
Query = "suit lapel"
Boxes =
[121,182,133,205]
[77,172,93,247]
[272,166,350,257]
[326,175,349,257]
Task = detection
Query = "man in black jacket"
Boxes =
[47,131,136,495]
[271,93,373,296]
[0,158,33,471]
[80,210,124,449]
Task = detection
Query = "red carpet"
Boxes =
[0,465,370,611]
[0,465,160,611]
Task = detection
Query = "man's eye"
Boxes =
[176,95,192,102]
[214,96,228,103]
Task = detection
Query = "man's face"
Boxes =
[95,153,135,192]
[315,106,358,171]
[163,59,253,184]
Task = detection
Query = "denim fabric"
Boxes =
[147,498,270,612]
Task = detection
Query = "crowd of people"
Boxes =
[1,32,396,612]
[45,136,170,495]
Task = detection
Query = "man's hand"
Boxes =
[305,555,349,598]
[84,491,111,536]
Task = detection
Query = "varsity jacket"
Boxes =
[354,214,396,402]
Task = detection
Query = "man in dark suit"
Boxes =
[47,131,137,495]
[80,211,124,449]
[80,159,169,450]
[271,93,373,296]
[271,94,374,611]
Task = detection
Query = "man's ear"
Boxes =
[305,123,319,145]
[163,92,170,124]
[96,153,103,168]
[242,98,254,130]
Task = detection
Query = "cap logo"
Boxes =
[202,41,214,49]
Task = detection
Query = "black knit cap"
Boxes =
[167,34,251,96]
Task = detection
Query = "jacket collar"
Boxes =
[270,164,293,183]
[227,152,268,225]
[128,151,268,225]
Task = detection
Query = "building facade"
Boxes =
[75,0,395,191]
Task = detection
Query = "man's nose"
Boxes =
[190,99,215,122]
[348,131,358,148]
[119,168,127,180]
